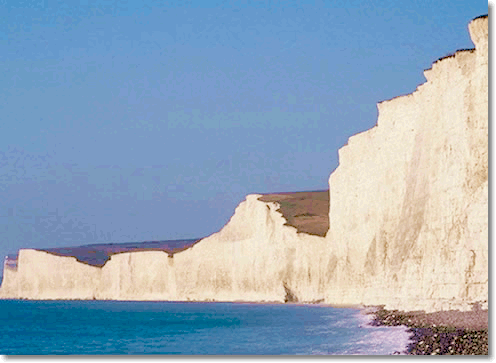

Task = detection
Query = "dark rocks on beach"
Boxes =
[406,327,488,355]
[371,308,488,355]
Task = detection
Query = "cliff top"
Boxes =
[258,190,329,237]
[16,191,330,267]
[472,14,488,20]
[39,238,200,267]
[376,14,488,108]
[19,190,331,267]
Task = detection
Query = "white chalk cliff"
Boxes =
[0,195,329,303]
[0,16,488,313]
[325,16,488,313]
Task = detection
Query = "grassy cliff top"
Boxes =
[32,190,330,267]
[39,239,200,267]
[258,190,329,237]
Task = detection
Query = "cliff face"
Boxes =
[0,17,488,313]
[0,195,330,303]
[325,16,488,312]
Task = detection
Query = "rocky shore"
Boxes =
[369,307,488,355]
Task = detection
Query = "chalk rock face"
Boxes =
[0,195,330,303]
[0,249,101,300]
[172,195,330,303]
[325,16,488,312]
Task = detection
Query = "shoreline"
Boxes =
[365,307,488,355]
[0,297,363,310]
[0,298,487,355]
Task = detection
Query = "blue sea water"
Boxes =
[0,300,412,355]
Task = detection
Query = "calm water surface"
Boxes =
[0,300,411,355]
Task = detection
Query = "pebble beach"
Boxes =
[369,307,488,355]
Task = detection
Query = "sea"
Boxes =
[0,300,412,356]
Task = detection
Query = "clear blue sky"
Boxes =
[0,0,488,276]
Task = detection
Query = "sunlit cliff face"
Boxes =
[325,15,487,312]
